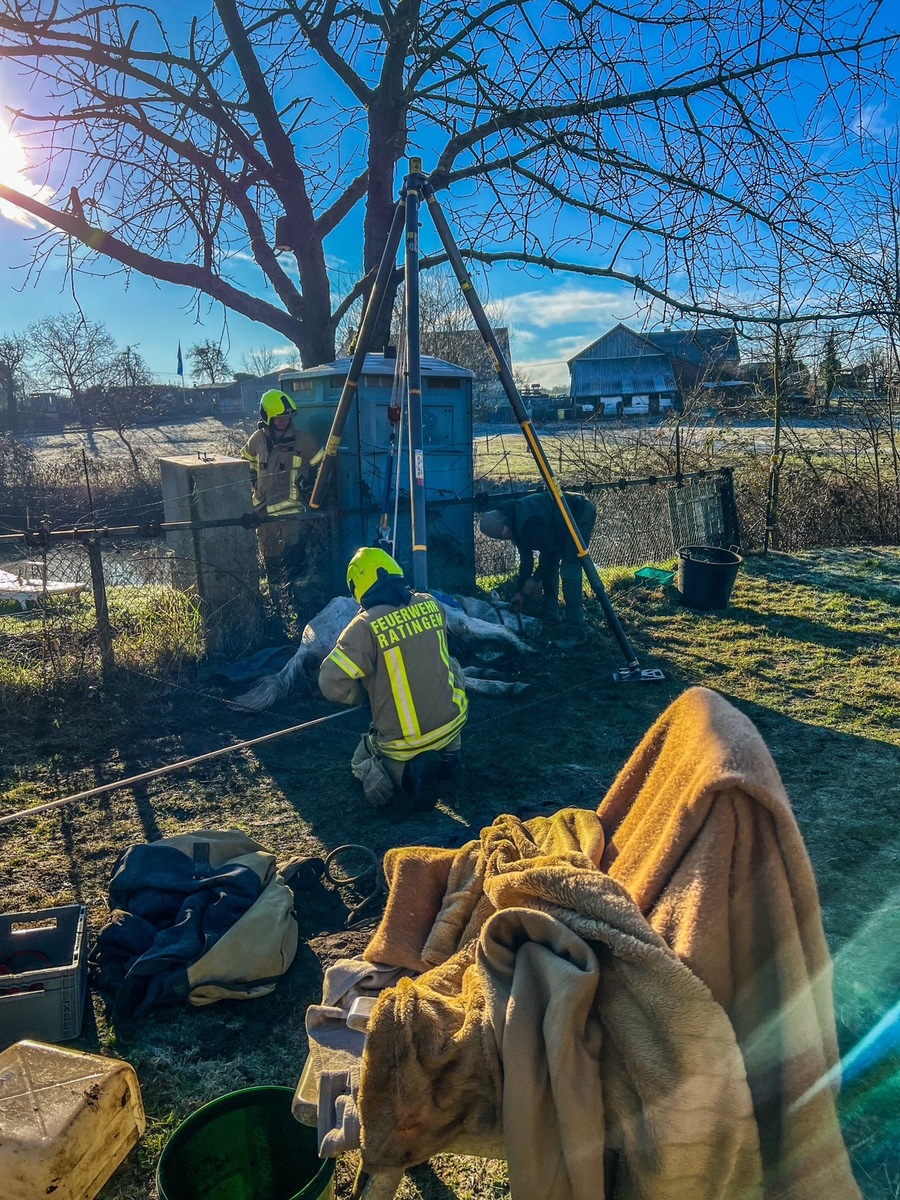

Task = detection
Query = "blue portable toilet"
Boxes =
[279,351,475,595]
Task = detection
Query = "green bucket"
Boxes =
[157,1086,334,1200]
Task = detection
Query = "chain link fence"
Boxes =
[472,469,740,583]
[0,467,738,694]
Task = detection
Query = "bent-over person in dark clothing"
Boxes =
[480,491,596,647]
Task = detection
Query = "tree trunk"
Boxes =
[295,312,336,368]
[362,85,409,355]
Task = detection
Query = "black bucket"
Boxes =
[677,545,742,611]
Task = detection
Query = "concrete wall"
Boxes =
[159,454,260,649]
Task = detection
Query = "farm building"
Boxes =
[568,323,741,415]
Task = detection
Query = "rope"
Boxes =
[0,707,357,829]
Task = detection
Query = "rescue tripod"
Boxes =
[308,159,664,684]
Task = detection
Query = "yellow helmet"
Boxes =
[347,546,404,603]
[260,389,297,423]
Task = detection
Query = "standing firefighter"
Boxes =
[241,389,324,622]
[480,491,597,648]
[318,548,468,814]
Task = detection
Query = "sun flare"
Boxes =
[0,117,53,224]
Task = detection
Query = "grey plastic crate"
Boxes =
[0,905,88,1047]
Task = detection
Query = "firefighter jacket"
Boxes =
[499,491,597,592]
[240,421,324,517]
[318,592,468,762]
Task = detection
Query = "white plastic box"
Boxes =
[0,1039,146,1200]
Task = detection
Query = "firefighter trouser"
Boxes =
[258,519,300,561]
[350,730,462,809]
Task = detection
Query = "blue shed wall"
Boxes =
[281,356,475,594]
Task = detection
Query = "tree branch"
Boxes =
[0,180,306,343]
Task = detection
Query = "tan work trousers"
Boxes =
[350,731,462,808]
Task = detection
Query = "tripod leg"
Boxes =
[309,200,406,510]
[404,176,429,591]
[424,184,647,674]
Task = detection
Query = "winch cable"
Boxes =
[0,707,357,829]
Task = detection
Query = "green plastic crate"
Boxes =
[635,566,675,587]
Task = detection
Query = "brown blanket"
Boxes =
[360,687,857,1200]
[597,686,859,1200]
[360,812,762,1200]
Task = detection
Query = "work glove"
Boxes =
[355,756,396,809]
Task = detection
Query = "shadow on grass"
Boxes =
[721,604,881,655]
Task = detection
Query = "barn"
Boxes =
[568,324,740,415]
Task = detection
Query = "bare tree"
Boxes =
[241,347,279,377]
[0,333,30,432]
[0,1,896,367]
[840,143,900,536]
[188,340,232,385]
[817,331,841,411]
[29,313,117,427]
[86,345,158,473]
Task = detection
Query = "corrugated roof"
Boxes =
[643,329,740,367]
[568,323,740,370]
[570,354,677,396]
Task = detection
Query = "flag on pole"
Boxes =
[176,342,184,378]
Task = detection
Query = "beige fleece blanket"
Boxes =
[360,812,762,1200]
[597,687,859,1200]
[361,687,857,1200]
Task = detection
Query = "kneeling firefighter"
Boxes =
[318,548,468,811]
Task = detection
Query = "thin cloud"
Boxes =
[855,104,898,142]
[513,333,607,388]
[503,285,628,329]
[514,356,571,388]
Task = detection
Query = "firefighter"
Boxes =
[479,491,597,648]
[241,389,324,622]
[318,547,468,812]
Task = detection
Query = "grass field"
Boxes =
[1,547,898,1198]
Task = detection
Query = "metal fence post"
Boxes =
[85,536,115,679]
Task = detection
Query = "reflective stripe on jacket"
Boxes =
[240,423,324,514]
[318,592,468,761]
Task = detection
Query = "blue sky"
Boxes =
[1,1,898,389]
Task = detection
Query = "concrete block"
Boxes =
[159,454,260,649]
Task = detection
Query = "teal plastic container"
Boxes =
[157,1086,334,1200]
